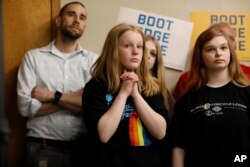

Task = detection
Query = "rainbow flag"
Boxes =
[129,111,152,146]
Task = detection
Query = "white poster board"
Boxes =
[117,7,193,71]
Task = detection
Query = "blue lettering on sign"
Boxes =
[144,28,170,43]
[138,14,174,30]
[137,13,174,56]
[143,28,170,56]
[161,45,167,56]
[210,14,246,51]
[210,15,245,25]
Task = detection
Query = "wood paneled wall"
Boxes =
[2,0,60,166]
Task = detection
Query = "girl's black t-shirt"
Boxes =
[170,82,250,167]
[82,78,169,167]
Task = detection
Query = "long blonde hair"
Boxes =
[90,23,160,96]
[145,34,174,112]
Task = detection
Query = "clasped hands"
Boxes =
[120,70,139,97]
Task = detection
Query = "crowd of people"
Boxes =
[16,1,250,167]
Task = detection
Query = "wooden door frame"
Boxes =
[1,0,60,167]
[0,0,10,165]
[51,0,61,39]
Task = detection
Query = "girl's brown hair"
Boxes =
[185,28,250,93]
[145,34,174,112]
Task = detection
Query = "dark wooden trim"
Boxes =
[51,0,61,39]
[0,0,11,166]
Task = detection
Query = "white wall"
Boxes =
[62,0,250,93]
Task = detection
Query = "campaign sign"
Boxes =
[117,7,193,71]
[190,11,250,61]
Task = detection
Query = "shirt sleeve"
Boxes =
[169,95,188,149]
[145,93,169,123]
[17,51,41,117]
[82,79,109,137]
[173,71,189,101]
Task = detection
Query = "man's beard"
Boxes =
[60,26,83,40]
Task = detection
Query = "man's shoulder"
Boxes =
[80,48,99,61]
[240,64,250,79]
[175,71,190,87]
[179,71,189,80]
[82,48,98,57]
[240,64,250,71]
[26,42,52,54]
[86,51,99,58]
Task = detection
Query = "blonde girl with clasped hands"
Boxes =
[82,23,169,167]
